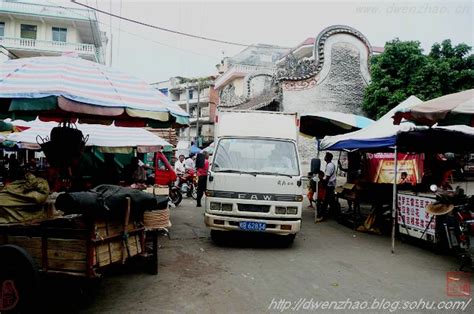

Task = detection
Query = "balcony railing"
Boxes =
[0,37,103,62]
[174,96,210,107]
[0,1,94,21]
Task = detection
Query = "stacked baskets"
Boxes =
[143,185,171,230]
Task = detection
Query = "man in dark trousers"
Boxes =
[196,152,209,207]
[316,152,337,222]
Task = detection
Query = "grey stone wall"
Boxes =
[283,43,368,162]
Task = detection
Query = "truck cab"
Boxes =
[204,110,303,245]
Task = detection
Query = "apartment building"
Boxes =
[0,0,106,63]
[152,76,218,147]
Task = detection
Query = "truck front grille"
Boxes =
[237,204,270,213]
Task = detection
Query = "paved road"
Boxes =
[46,197,471,313]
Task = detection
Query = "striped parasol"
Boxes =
[393,89,473,127]
[300,111,374,138]
[0,55,189,127]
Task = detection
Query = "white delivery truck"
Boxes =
[204,109,303,245]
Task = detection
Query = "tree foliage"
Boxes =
[362,39,474,119]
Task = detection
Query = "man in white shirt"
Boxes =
[184,154,196,171]
[174,155,186,175]
[316,152,338,222]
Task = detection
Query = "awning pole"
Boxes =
[316,139,320,159]
[391,146,398,254]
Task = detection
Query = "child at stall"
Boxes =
[315,170,326,223]
[307,172,316,208]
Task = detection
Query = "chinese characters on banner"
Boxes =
[365,153,424,184]
[398,193,436,235]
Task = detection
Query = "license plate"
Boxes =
[239,221,266,231]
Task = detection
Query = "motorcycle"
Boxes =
[454,200,474,271]
[428,185,474,270]
[169,184,183,206]
[177,169,197,200]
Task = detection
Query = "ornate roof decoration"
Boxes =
[282,77,317,91]
[275,53,319,81]
[219,72,282,110]
[219,84,247,108]
[275,25,372,82]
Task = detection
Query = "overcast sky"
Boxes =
[55,0,474,83]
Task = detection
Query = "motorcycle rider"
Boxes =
[174,154,186,175]
[175,154,196,197]
[184,153,196,171]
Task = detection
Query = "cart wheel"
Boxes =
[0,245,40,313]
[145,230,159,275]
[146,253,159,275]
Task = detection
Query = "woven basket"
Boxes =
[144,208,171,230]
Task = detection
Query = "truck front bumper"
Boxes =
[204,213,301,235]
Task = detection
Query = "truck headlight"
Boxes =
[210,202,221,211]
[275,206,287,214]
[295,195,304,202]
[286,207,298,215]
[221,203,233,211]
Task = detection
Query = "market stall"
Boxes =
[318,96,424,230]
[320,93,474,257]
[0,55,188,311]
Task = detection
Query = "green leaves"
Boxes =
[363,39,474,119]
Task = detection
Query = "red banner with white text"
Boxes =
[364,153,424,184]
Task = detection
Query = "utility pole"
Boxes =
[185,82,191,142]
[196,82,201,147]
[109,0,113,67]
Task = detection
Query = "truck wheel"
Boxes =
[280,234,296,247]
[210,230,225,245]
[0,245,40,313]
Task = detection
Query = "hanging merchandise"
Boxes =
[36,122,89,178]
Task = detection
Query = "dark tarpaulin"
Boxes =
[55,185,169,218]
[396,128,474,153]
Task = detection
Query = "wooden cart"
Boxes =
[0,198,159,312]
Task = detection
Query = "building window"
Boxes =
[52,27,67,42]
[21,24,37,39]
[0,22,5,37]
[188,89,194,99]
[159,88,168,97]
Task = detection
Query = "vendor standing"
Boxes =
[123,157,148,184]
[196,152,209,208]
[96,154,120,186]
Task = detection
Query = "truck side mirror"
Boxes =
[310,158,321,174]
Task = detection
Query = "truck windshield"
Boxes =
[212,138,299,176]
